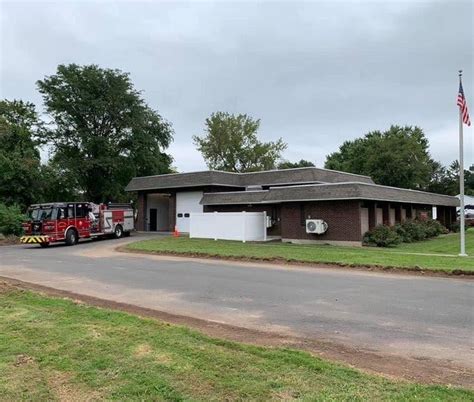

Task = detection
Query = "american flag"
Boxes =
[457,81,471,126]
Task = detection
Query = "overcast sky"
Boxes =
[1,0,473,171]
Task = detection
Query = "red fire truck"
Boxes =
[20,202,135,247]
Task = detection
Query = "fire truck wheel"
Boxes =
[65,229,78,246]
[114,225,123,239]
[40,243,50,248]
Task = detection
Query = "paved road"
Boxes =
[1,235,473,367]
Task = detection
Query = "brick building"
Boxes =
[126,167,458,245]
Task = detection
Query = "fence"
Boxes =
[189,211,267,242]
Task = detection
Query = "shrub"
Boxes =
[421,219,446,237]
[449,222,468,233]
[400,219,427,241]
[394,223,412,243]
[363,225,401,247]
[365,219,447,247]
[0,204,25,236]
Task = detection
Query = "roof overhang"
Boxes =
[200,182,459,207]
[125,167,375,192]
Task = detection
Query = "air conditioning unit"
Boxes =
[306,219,328,234]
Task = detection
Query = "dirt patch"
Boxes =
[134,343,153,357]
[134,343,173,365]
[273,390,301,400]
[47,371,101,402]
[0,235,20,246]
[0,282,15,294]
[14,354,35,366]
[117,246,474,279]
[87,325,102,339]
[1,277,472,389]
[154,352,173,365]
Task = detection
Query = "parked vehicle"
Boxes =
[20,202,134,247]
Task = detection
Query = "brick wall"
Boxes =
[280,200,362,242]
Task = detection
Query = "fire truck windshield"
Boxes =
[29,207,57,221]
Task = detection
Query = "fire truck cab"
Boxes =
[20,202,134,247]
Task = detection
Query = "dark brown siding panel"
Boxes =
[204,204,270,213]
[136,192,146,231]
[281,200,362,242]
[368,202,376,229]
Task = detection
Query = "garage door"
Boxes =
[176,191,203,232]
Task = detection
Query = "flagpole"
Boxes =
[458,70,467,256]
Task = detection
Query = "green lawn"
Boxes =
[126,229,474,273]
[0,286,472,401]
[397,230,473,255]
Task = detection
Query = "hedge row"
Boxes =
[363,219,448,247]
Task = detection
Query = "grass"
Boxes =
[0,287,472,401]
[397,230,473,255]
[126,229,474,273]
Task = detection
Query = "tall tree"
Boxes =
[0,99,43,209]
[325,125,434,189]
[37,64,173,203]
[466,165,474,196]
[426,161,474,196]
[38,160,82,203]
[193,112,287,172]
[278,159,315,169]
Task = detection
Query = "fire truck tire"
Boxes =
[40,243,50,248]
[114,225,123,239]
[65,229,78,246]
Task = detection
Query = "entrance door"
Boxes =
[149,208,157,231]
[267,206,281,236]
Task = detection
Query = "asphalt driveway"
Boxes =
[1,234,473,370]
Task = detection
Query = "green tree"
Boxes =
[0,99,43,210]
[466,165,474,196]
[0,203,26,236]
[325,126,434,189]
[37,64,173,203]
[38,160,81,202]
[278,159,315,169]
[426,161,474,196]
[425,161,453,195]
[193,112,287,172]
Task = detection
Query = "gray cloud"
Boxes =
[1,0,472,171]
